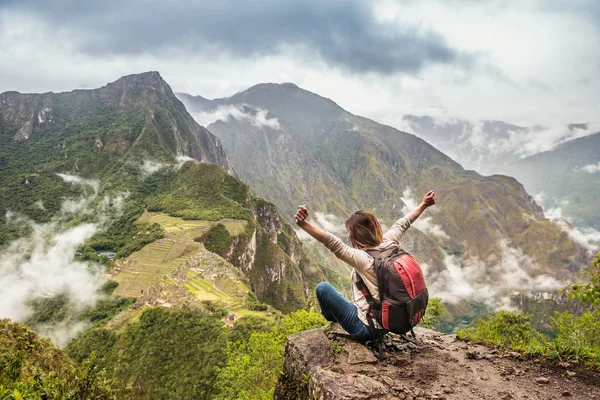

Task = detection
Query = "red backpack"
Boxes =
[355,246,429,358]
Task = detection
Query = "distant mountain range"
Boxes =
[401,115,600,231]
[500,132,600,229]
[177,84,590,298]
[0,71,593,312]
[401,115,597,175]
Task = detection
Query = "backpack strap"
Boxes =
[355,272,384,361]
[354,273,376,307]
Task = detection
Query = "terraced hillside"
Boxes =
[110,212,246,298]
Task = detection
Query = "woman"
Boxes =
[294,190,436,340]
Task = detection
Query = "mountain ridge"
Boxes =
[1,71,230,170]
[500,131,600,230]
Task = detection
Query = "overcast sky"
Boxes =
[1,0,599,130]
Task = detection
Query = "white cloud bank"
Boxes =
[139,160,165,177]
[0,174,126,346]
[535,192,600,254]
[193,104,280,130]
[580,162,600,173]
[425,239,562,309]
[294,211,348,243]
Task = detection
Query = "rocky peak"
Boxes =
[277,325,600,399]
[97,71,180,111]
[104,71,171,95]
[229,82,344,117]
[0,72,231,172]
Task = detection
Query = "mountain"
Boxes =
[0,72,229,233]
[401,115,598,177]
[1,71,229,167]
[401,115,529,174]
[0,72,339,313]
[500,132,600,229]
[177,83,590,294]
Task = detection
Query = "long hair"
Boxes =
[345,211,383,249]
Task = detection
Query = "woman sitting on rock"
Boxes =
[294,190,436,339]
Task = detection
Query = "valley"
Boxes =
[0,72,597,399]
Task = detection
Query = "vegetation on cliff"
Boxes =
[458,253,600,367]
[0,319,115,399]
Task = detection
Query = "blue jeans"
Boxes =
[315,282,383,340]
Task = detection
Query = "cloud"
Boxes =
[425,239,562,309]
[294,211,348,244]
[56,173,99,195]
[139,160,165,177]
[402,117,599,173]
[175,155,197,169]
[0,0,465,76]
[401,188,449,240]
[34,320,90,349]
[56,173,100,215]
[0,0,598,145]
[535,192,600,253]
[313,212,348,237]
[0,174,126,346]
[194,104,281,130]
[580,162,600,173]
[0,220,103,327]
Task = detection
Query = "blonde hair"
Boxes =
[345,211,383,249]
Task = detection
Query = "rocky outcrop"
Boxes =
[277,324,600,400]
[224,199,327,313]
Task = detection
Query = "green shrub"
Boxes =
[457,310,546,355]
[66,328,118,364]
[214,309,326,400]
[0,319,115,399]
[202,300,229,318]
[245,292,269,311]
[203,223,232,256]
[548,310,600,363]
[230,316,276,344]
[458,254,600,367]
[565,253,600,306]
[421,297,447,330]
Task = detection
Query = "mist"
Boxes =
[193,104,281,130]
[535,192,600,254]
[0,174,125,346]
[401,188,449,240]
[424,239,562,310]
[139,159,165,177]
[294,211,347,244]
[580,162,600,173]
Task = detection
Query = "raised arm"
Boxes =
[294,205,326,241]
[406,190,436,223]
[295,205,372,271]
[383,190,436,243]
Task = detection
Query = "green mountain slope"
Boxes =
[0,72,335,312]
[178,84,590,286]
[0,72,229,236]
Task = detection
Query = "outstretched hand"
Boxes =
[295,205,309,225]
[422,190,436,208]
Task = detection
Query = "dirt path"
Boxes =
[328,326,600,400]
